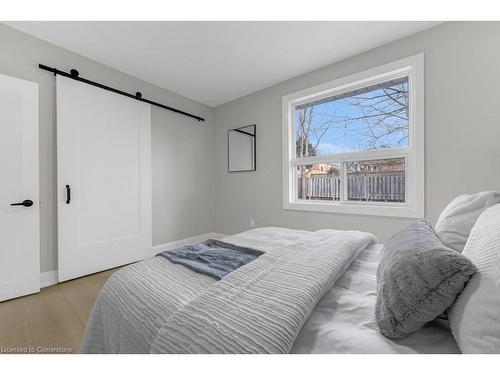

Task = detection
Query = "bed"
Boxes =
[80,227,459,354]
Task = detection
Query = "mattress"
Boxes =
[290,244,460,354]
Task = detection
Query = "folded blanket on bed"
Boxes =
[150,230,376,353]
[157,239,264,280]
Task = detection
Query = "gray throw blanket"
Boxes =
[157,239,264,280]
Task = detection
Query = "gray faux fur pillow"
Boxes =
[375,220,476,339]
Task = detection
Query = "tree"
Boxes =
[343,80,409,149]
[295,106,338,158]
[296,136,317,158]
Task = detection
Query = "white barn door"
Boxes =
[57,76,151,282]
[0,74,39,301]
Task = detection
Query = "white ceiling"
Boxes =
[5,21,439,107]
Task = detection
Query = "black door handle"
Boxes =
[10,199,33,207]
[66,185,71,204]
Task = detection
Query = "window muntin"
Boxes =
[283,54,424,218]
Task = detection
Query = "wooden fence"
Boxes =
[298,171,405,202]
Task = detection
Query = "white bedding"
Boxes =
[200,227,459,354]
[291,244,460,353]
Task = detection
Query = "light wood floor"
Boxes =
[0,267,120,354]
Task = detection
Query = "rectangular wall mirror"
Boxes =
[228,125,256,172]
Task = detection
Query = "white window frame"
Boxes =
[282,54,424,218]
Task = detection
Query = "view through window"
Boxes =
[294,78,408,203]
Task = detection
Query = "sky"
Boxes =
[295,81,409,157]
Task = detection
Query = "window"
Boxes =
[282,54,424,217]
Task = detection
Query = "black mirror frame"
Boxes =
[227,124,256,173]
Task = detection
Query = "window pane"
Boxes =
[345,158,405,202]
[295,77,409,157]
[296,163,341,201]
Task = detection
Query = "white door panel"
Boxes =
[57,76,151,282]
[0,74,39,301]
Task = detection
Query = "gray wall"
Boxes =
[213,22,500,242]
[0,24,216,273]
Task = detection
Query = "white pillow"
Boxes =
[448,203,500,353]
[435,191,500,252]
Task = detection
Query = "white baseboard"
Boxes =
[39,232,227,289]
[40,270,58,288]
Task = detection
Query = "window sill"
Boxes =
[283,200,424,218]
